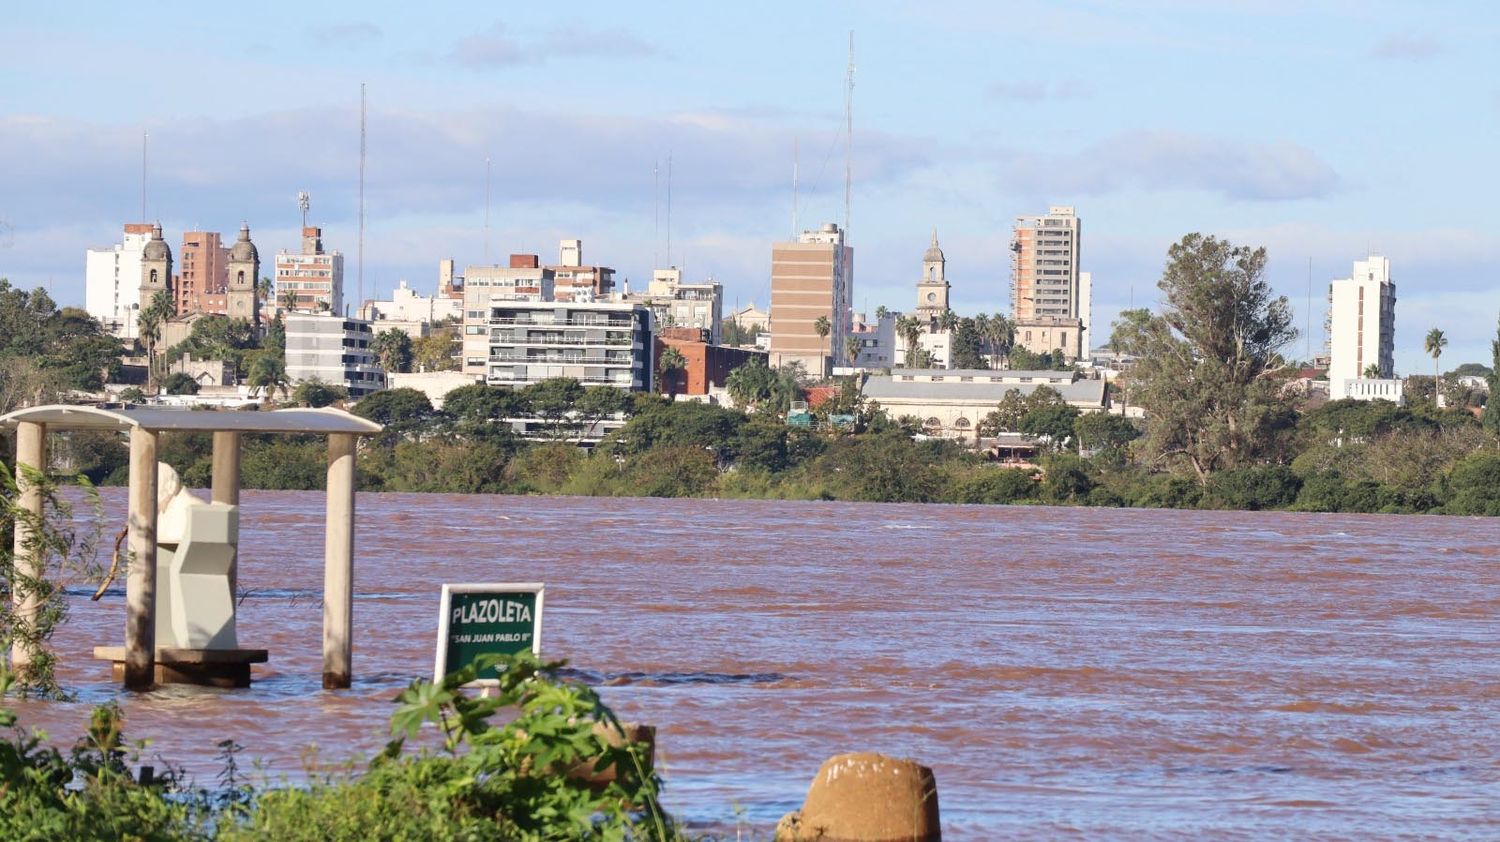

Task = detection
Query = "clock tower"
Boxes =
[915,229,949,326]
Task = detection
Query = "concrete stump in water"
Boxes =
[776,752,940,841]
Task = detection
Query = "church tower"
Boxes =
[139,223,174,315]
[915,229,949,325]
[226,222,261,327]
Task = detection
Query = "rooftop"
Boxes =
[0,405,381,435]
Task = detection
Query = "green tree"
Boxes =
[291,378,348,408]
[371,329,415,374]
[161,372,200,395]
[412,326,459,372]
[574,385,628,442]
[1074,412,1141,453]
[726,359,782,411]
[245,352,289,401]
[1485,316,1500,433]
[352,387,435,436]
[136,289,176,393]
[813,315,831,342]
[950,317,989,369]
[938,309,958,333]
[1424,327,1447,410]
[521,378,585,438]
[896,315,926,368]
[657,346,688,397]
[1110,234,1298,484]
[844,334,863,366]
[1363,362,1381,378]
[1019,403,1080,450]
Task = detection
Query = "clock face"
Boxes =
[926,292,937,302]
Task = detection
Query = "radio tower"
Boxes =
[843,30,854,238]
[297,191,310,228]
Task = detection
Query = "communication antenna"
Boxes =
[0,217,12,250]
[792,137,800,237]
[297,191,310,228]
[358,82,367,312]
[1306,256,1312,363]
[653,160,660,269]
[843,30,854,237]
[666,153,673,267]
[484,155,492,263]
[141,130,149,221]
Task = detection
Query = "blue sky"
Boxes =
[2,0,1497,370]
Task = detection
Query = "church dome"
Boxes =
[923,229,944,263]
[142,224,171,261]
[229,223,259,262]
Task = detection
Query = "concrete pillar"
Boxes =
[322,433,356,689]
[125,428,159,691]
[211,431,241,596]
[9,421,46,678]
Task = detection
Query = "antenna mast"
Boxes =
[141,130,148,221]
[792,137,800,237]
[358,82,366,314]
[484,155,492,263]
[843,30,854,237]
[666,153,673,267]
[653,160,659,269]
[1306,257,1312,363]
[298,191,310,229]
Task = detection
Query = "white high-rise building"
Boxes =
[1012,206,1086,361]
[1328,255,1399,402]
[85,223,155,338]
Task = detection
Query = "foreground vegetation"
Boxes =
[0,653,676,840]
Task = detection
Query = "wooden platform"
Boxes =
[93,646,269,688]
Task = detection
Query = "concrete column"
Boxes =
[124,428,159,691]
[9,421,46,678]
[211,431,241,596]
[322,433,356,689]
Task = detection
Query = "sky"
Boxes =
[2,0,1497,371]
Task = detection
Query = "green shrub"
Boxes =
[954,467,1037,504]
[1443,453,1500,515]
[1204,465,1301,511]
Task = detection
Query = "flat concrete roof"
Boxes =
[0,404,382,435]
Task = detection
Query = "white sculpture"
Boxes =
[154,464,239,650]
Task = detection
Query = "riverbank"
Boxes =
[46,389,1500,516]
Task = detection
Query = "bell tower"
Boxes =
[139,223,174,315]
[226,222,261,327]
[915,229,949,325]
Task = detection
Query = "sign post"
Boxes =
[434,582,544,686]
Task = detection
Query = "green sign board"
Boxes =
[434,583,544,685]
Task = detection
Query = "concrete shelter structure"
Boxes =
[2,405,381,691]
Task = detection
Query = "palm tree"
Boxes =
[875,305,891,321]
[844,334,862,367]
[896,315,925,368]
[256,276,273,304]
[280,287,299,313]
[1425,327,1447,409]
[937,309,958,333]
[658,345,687,398]
[1363,363,1381,378]
[986,313,1014,367]
[813,315,831,341]
[137,289,175,393]
[247,353,289,403]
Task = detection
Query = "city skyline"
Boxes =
[2,1,1497,371]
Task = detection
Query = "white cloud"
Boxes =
[307,21,382,46]
[448,23,662,69]
[1004,130,1341,201]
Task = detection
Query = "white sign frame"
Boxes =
[433,582,545,686]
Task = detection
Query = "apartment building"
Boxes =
[461,255,557,376]
[624,267,724,344]
[174,231,229,316]
[85,222,155,337]
[482,300,653,392]
[276,226,344,314]
[1328,255,1399,401]
[1012,206,1089,361]
[769,223,853,377]
[284,312,385,397]
[545,239,615,302]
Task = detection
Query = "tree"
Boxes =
[875,305,891,321]
[1074,412,1141,453]
[412,326,459,372]
[726,358,778,410]
[813,315,831,342]
[937,309,958,333]
[136,289,176,393]
[245,352,289,401]
[1110,234,1297,484]
[1424,327,1447,410]
[896,315,925,368]
[574,385,628,442]
[844,334,863,366]
[521,378,585,438]
[256,276,273,304]
[657,346,688,398]
[950,317,989,369]
[352,387,435,433]
[291,378,348,407]
[1485,316,1500,433]
[372,329,415,374]
[1363,363,1381,378]
[162,371,200,395]
[1020,403,1080,450]
[280,287,299,312]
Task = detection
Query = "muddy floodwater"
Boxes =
[11,491,1500,838]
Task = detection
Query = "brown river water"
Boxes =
[10,490,1500,839]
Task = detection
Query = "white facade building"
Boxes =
[1328,255,1399,401]
[275,227,344,315]
[483,300,653,391]
[623,267,724,343]
[360,279,464,334]
[85,223,154,338]
[285,313,386,398]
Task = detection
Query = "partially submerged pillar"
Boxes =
[9,421,46,679]
[124,428,159,691]
[322,432,356,689]
[211,431,241,596]
[776,752,942,842]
